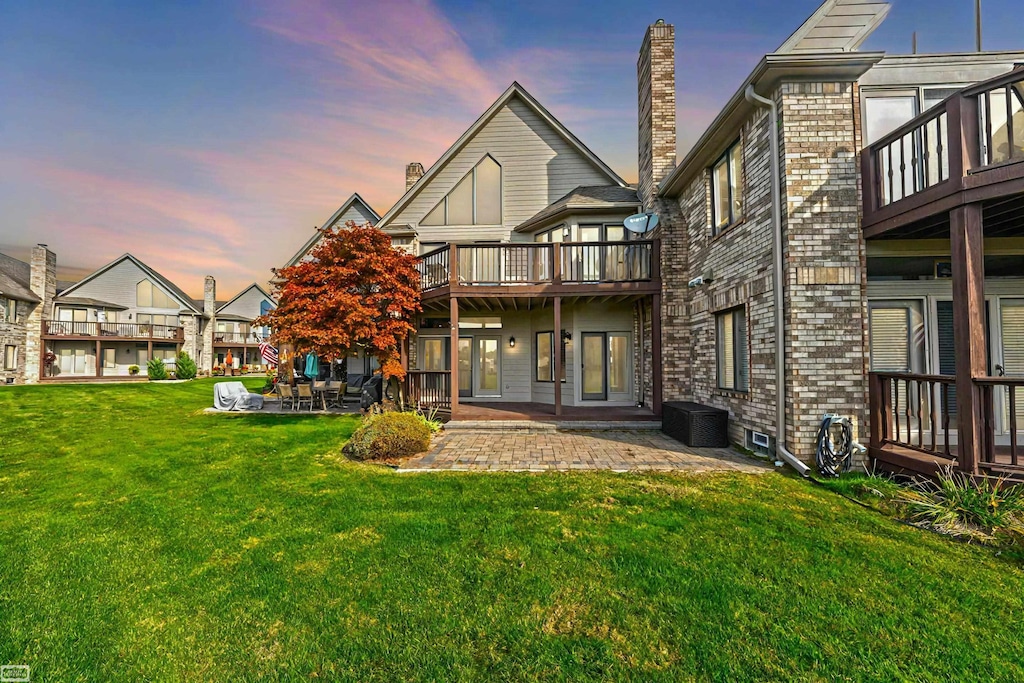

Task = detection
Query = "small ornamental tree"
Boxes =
[256,221,421,383]
[175,351,197,380]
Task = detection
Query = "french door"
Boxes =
[581,333,607,400]
[474,337,501,397]
[581,332,631,401]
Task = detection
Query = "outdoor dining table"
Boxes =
[312,383,342,410]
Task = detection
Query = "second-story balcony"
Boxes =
[415,239,660,299]
[213,332,265,345]
[43,321,185,341]
[862,65,1024,237]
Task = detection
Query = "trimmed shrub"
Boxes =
[146,358,168,381]
[175,351,197,380]
[344,411,431,461]
[128,365,140,376]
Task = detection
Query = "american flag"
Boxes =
[257,341,279,367]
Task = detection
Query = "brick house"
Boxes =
[641,0,1024,471]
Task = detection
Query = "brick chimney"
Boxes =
[24,244,56,383]
[405,162,425,190]
[638,20,676,209]
[201,275,216,372]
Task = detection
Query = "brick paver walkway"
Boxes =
[399,429,770,473]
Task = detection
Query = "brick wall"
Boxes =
[637,22,676,208]
[778,81,868,459]
[652,80,869,460]
[24,245,56,384]
[0,299,33,385]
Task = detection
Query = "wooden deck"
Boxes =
[453,402,658,422]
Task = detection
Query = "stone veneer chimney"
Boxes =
[405,162,425,190]
[637,20,676,209]
[24,244,56,383]
[201,275,216,372]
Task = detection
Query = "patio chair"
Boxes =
[329,381,348,407]
[296,383,314,412]
[276,383,294,411]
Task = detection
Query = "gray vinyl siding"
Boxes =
[327,203,377,229]
[61,259,188,321]
[389,96,612,244]
[219,286,273,320]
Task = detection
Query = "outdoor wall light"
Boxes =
[508,336,516,348]
[561,330,572,342]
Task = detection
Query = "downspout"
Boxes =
[744,84,810,477]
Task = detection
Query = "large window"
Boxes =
[711,140,743,234]
[421,156,502,226]
[863,93,918,145]
[458,316,502,329]
[421,338,449,371]
[138,314,178,327]
[1,298,15,323]
[4,345,17,370]
[716,307,748,391]
[136,280,176,309]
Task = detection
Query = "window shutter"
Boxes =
[1001,302,1024,424]
[735,309,748,390]
[869,307,910,372]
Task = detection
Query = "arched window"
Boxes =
[421,155,501,226]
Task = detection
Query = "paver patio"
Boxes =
[400,428,771,472]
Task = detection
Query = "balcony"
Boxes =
[862,66,1024,237]
[415,240,660,300]
[43,321,185,341]
[213,332,264,345]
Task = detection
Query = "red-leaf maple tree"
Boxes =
[257,222,421,380]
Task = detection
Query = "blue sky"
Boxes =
[1,0,1020,294]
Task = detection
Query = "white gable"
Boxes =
[218,285,275,320]
[62,258,187,316]
[326,201,377,229]
[386,94,615,244]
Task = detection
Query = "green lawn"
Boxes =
[2,380,1024,681]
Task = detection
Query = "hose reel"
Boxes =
[815,414,866,478]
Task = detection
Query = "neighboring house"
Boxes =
[639,0,1024,475]
[381,82,656,416]
[282,193,381,268]
[0,245,56,385]
[42,254,205,380]
[211,283,277,371]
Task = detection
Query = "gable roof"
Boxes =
[283,193,380,269]
[376,82,628,231]
[0,252,39,303]
[776,0,891,54]
[514,186,641,233]
[216,282,277,314]
[59,253,201,314]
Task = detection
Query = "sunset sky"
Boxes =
[1,0,1020,296]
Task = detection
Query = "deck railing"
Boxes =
[44,321,184,341]
[869,371,1024,476]
[862,66,1024,217]
[869,372,957,462]
[416,240,658,291]
[406,370,451,411]
[213,332,263,344]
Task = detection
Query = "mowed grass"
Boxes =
[2,380,1024,681]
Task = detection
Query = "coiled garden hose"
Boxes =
[815,414,866,478]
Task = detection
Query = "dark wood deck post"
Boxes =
[554,296,562,416]
[450,297,459,418]
[94,339,102,378]
[552,242,561,285]
[950,203,986,474]
[651,293,662,417]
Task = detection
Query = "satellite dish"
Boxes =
[624,212,659,234]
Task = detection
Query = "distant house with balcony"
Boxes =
[0,245,55,385]
[42,253,203,380]
[211,283,276,371]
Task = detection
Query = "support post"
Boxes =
[950,203,986,474]
[95,339,102,378]
[554,296,562,416]
[148,340,154,367]
[651,293,662,417]
[450,298,459,417]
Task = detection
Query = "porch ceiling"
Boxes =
[868,190,1024,241]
